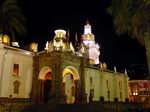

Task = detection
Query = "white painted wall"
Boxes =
[0,46,5,96]
[0,45,33,98]
[84,67,128,102]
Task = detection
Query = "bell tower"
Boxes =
[81,20,100,64]
[84,20,92,34]
[82,20,95,46]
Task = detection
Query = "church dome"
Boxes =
[54,29,66,40]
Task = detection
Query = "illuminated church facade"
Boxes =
[0,22,129,104]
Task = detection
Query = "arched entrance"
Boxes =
[38,67,52,103]
[63,66,79,104]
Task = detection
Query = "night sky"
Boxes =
[3,0,149,79]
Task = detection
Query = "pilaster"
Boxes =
[31,55,39,103]
[0,50,4,96]
[99,70,103,97]
[78,57,87,103]
[1,52,13,97]
[124,74,129,100]
[113,72,118,101]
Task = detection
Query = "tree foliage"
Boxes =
[107,0,150,45]
[0,0,26,41]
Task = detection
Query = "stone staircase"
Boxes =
[22,103,146,112]
[23,104,57,112]
[22,104,102,112]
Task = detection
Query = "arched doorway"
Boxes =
[38,67,52,104]
[43,72,52,103]
[63,66,79,104]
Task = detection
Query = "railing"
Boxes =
[91,101,150,112]
[0,97,32,103]
[0,97,149,112]
[0,98,32,112]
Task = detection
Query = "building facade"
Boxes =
[129,80,150,103]
[0,21,129,104]
[0,44,33,98]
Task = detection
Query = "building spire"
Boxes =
[84,19,92,34]
[74,32,78,50]
[66,30,70,50]
[86,18,89,25]
[66,30,70,44]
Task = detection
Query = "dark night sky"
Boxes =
[11,0,149,78]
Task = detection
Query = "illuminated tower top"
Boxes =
[82,20,95,46]
[80,21,100,64]
[84,20,92,34]
[44,29,74,52]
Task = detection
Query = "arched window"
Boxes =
[13,80,20,94]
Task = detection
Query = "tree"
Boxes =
[0,0,26,42]
[107,0,150,77]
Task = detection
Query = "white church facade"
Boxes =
[0,21,129,104]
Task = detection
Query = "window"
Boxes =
[106,80,110,100]
[119,81,122,90]
[90,77,93,87]
[13,80,20,94]
[13,64,19,76]
[106,80,109,89]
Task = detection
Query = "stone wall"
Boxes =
[0,97,32,112]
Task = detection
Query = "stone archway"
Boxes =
[62,66,80,104]
[38,67,52,103]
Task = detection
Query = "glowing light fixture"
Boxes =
[30,42,38,52]
[0,34,2,43]
[2,34,10,45]
[133,92,138,95]
[12,42,19,47]
[3,35,9,43]
[84,23,92,34]
[55,29,66,38]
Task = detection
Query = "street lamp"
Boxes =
[133,92,138,102]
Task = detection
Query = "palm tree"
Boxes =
[107,0,150,78]
[0,0,26,43]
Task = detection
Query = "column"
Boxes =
[79,57,87,103]
[99,71,104,102]
[124,74,129,101]
[74,80,80,103]
[38,80,44,103]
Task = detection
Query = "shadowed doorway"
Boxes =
[38,67,52,104]
[43,72,52,103]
